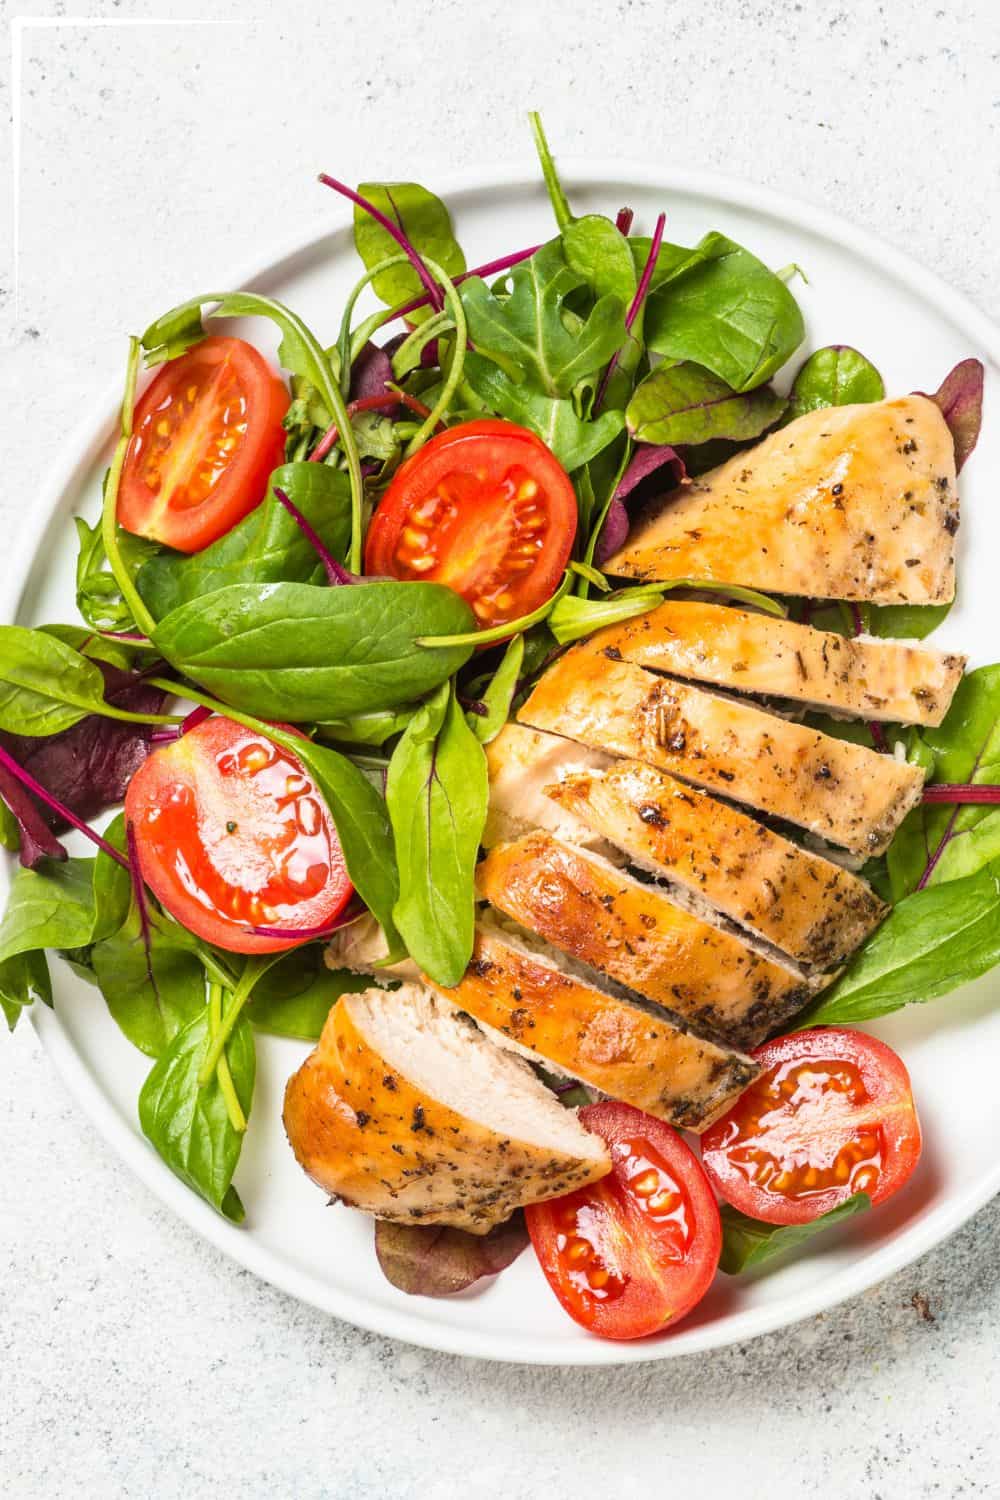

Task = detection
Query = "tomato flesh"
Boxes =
[119,335,289,553]
[526,1102,721,1340]
[364,419,577,629]
[125,717,352,954]
[700,1027,922,1225]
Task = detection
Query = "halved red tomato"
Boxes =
[526,1101,721,1340]
[700,1027,922,1226]
[118,335,289,553]
[364,419,577,630]
[125,716,352,954]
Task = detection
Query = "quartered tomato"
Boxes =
[526,1102,721,1340]
[125,716,352,955]
[700,1027,922,1226]
[118,336,289,553]
[364,419,577,630]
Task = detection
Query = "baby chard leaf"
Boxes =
[353,182,466,318]
[386,683,488,985]
[626,362,785,447]
[375,1212,529,1296]
[138,1006,255,1221]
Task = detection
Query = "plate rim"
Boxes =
[10,157,1000,1366]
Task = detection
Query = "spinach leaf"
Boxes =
[137,463,352,620]
[644,232,805,390]
[787,345,885,419]
[0,949,51,1031]
[249,945,372,1040]
[864,603,953,641]
[461,351,625,471]
[318,705,419,747]
[459,240,627,397]
[138,1006,255,1221]
[151,580,475,721]
[471,634,525,744]
[563,216,637,305]
[93,906,206,1058]
[386,683,488,985]
[90,815,133,942]
[626,362,785,446]
[353,182,466,317]
[886,665,1000,899]
[720,1195,870,1275]
[0,625,137,737]
[0,858,98,967]
[802,861,1000,1027]
[41,624,135,671]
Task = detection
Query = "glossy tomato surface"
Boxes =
[364,419,577,630]
[118,335,289,553]
[526,1101,721,1341]
[700,1027,922,1226]
[125,716,352,954]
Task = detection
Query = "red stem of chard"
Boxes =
[594,211,666,412]
[319,175,445,313]
[615,207,634,235]
[310,390,433,465]
[391,244,542,322]
[0,743,128,869]
[922,784,1000,804]
[272,487,354,585]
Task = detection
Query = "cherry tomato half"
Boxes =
[526,1101,721,1340]
[124,716,352,954]
[364,419,577,630]
[700,1027,922,1226]
[118,336,289,553]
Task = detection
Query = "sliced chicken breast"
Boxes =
[519,648,924,856]
[591,599,965,726]
[424,920,759,1131]
[283,983,611,1234]
[605,395,958,604]
[478,833,815,1050]
[325,914,420,981]
[484,722,617,850]
[545,759,887,970]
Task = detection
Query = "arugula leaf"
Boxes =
[719,1195,871,1275]
[249,945,372,1040]
[887,665,1000,899]
[386,683,488,985]
[138,1007,255,1221]
[787,345,885,420]
[0,859,98,968]
[0,949,51,1032]
[528,112,574,231]
[151,579,475,721]
[352,182,466,319]
[137,463,352,620]
[644,232,805,390]
[459,240,627,397]
[563,216,637,305]
[471,634,525,744]
[626,362,785,446]
[461,350,625,471]
[802,861,1000,1027]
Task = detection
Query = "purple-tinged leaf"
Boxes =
[374,1212,530,1297]
[272,487,357,585]
[615,207,634,236]
[0,742,127,869]
[0,763,68,867]
[594,443,687,566]
[321,175,445,312]
[923,358,984,472]
[350,341,396,403]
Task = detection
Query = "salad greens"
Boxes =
[719,1195,871,1275]
[0,111,995,1291]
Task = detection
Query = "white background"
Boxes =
[2,1,999,1495]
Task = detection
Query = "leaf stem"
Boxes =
[416,571,573,648]
[0,742,129,868]
[208,980,246,1133]
[922,784,1000,804]
[319,175,445,313]
[594,211,665,412]
[528,111,573,231]
[198,955,276,1088]
[100,338,158,639]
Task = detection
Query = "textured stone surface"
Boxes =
[2,1,1000,1495]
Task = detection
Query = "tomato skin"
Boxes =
[700,1027,922,1227]
[364,419,577,630]
[119,336,289,553]
[124,717,352,954]
[526,1102,721,1341]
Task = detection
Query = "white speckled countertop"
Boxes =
[2,1,1000,1494]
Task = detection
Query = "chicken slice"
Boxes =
[590,599,965,727]
[478,832,816,1051]
[283,983,611,1234]
[545,759,887,971]
[424,919,759,1131]
[519,647,924,856]
[604,395,958,604]
[484,722,617,850]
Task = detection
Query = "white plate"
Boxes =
[5,163,1000,1366]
